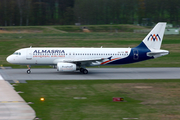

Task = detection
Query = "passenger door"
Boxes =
[26,49,32,60]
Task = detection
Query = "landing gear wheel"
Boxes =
[83,69,88,74]
[27,69,31,74]
[27,65,31,74]
[80,68,84,73]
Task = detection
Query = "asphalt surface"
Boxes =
[0,67,180,80]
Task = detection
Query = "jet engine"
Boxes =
[57,63,76,72]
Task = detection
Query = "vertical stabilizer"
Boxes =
[142,22,166,50]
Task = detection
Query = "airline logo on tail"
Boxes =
[148,34,161,41]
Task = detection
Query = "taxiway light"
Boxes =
[40,97,45,101]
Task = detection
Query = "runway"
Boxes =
[0,67,180,80]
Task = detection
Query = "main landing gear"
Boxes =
[80,68,88,74]
[27,65,31,74]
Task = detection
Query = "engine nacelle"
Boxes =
[57,63,76,72]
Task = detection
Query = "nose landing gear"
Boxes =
[27,65,31,74]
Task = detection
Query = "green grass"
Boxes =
[54,24,146,32]
[14,80,180,120]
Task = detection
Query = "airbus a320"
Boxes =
[7,22,169,74]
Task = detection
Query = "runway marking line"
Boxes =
[0,65,5,69]
[13,80,20,83]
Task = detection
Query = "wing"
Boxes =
[63,58,104,62]
[53,58,105,66]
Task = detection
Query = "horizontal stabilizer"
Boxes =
[147,50,169,58]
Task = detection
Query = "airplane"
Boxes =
[6,22,169,74]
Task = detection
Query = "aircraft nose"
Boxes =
[6,55,14,63]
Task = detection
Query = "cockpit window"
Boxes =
[13,52,18,55]
[13,52,21,55]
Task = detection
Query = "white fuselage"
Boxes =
[7,47,131,66]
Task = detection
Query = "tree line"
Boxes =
[0,0,179,26]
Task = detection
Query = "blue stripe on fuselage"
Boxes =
[107,42,153,65]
